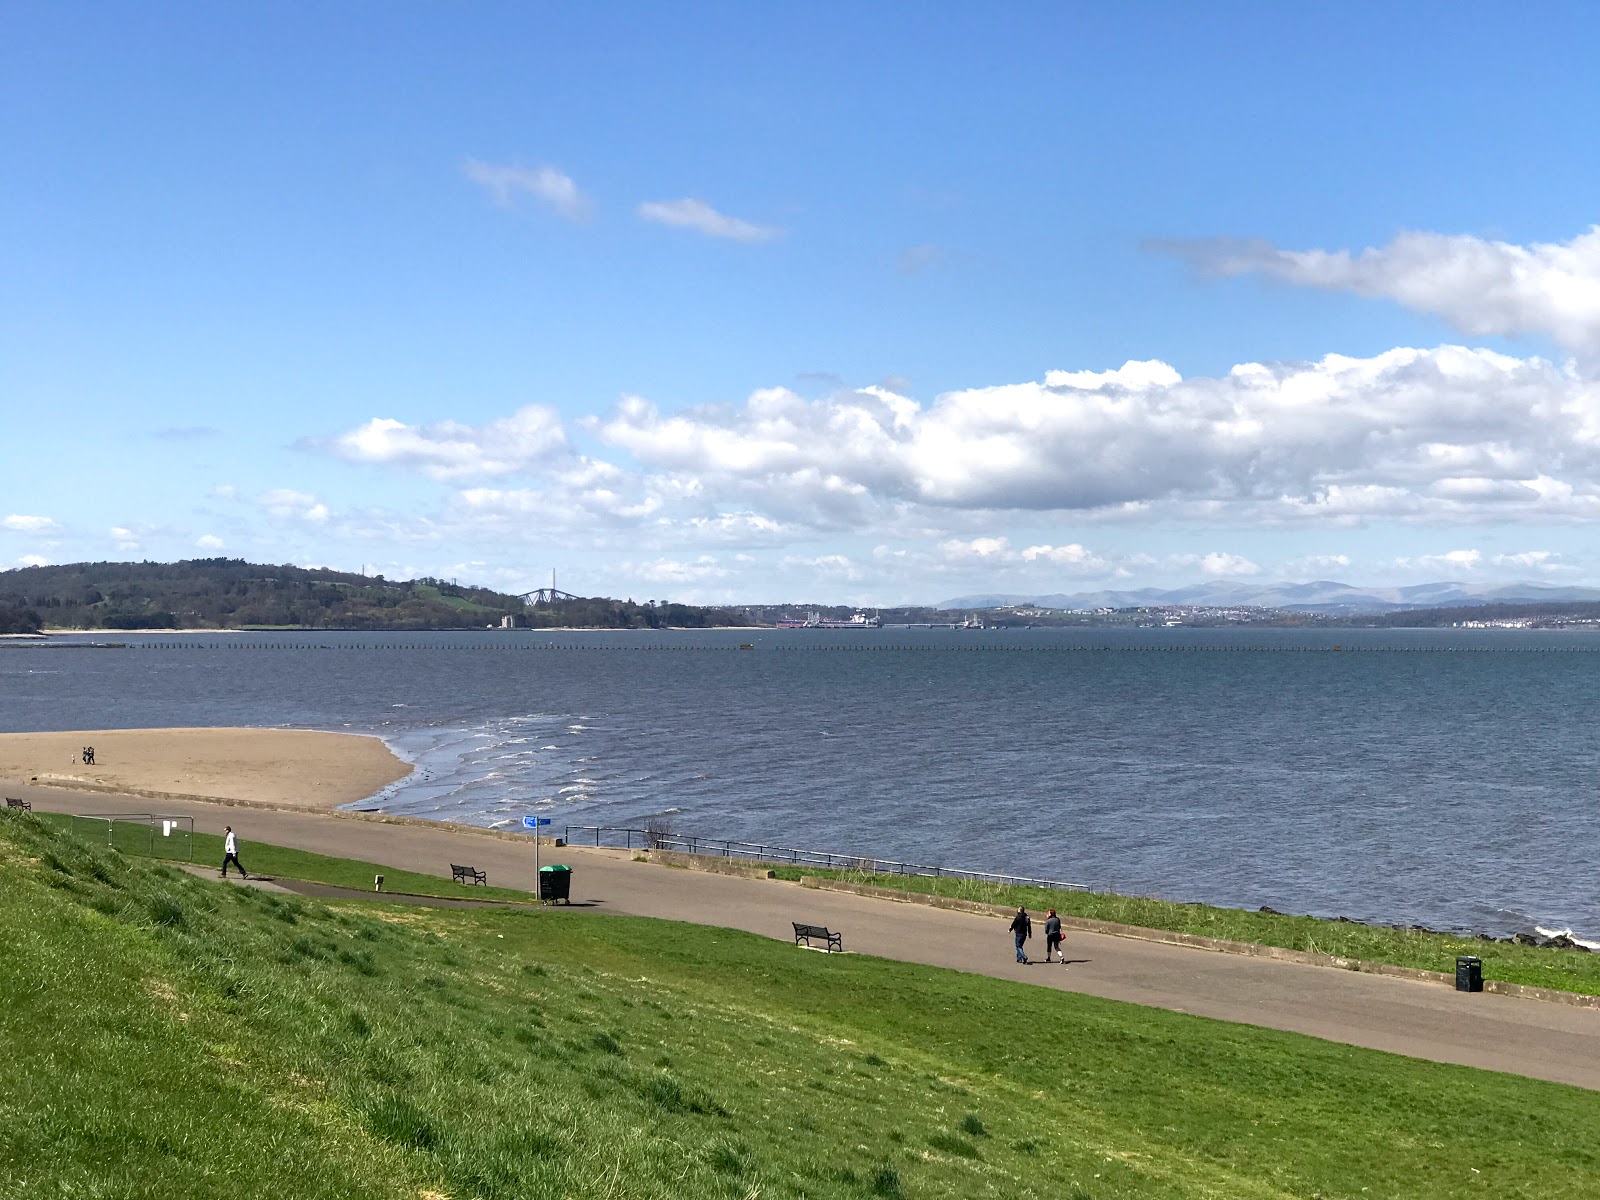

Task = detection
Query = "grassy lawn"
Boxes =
[3,811,1599,1198]
[412,584,497,614]
[35,812,538,904]
[769,867,1600,997]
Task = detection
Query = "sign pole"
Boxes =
[522,814,552,902]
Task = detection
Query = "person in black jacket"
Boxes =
[1009,906,1032,964]
[1043,909,1063,964]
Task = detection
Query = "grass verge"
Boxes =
[766,866,1600,997]
[36,812,538,904]
[3,811,1600,1198]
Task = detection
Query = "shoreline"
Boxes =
[0,727,412,812]
[3,724,1592,948]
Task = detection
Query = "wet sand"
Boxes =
[0,728,411,810]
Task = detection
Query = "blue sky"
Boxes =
[7,3,1600,603]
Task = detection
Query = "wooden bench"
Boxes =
[792,922,842,953]
[4,797,30,812]
[451,863,487,886]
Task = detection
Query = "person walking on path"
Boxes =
[1009,906,1033,964]
[1043,909,1064,964]
[220,825,249,879]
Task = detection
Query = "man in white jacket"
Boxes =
[221,825,249,879]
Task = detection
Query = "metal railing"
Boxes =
[71,813,195,861]
[563,824,1088,892]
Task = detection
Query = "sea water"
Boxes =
[5,626,1599,939]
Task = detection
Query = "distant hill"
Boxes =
[0,559,747,631]
[941,580,1600,615]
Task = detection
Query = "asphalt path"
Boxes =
[11,779,1600,1091]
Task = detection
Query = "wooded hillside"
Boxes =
[0,560,747,630]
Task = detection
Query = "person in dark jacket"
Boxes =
[1009,906,1032,964]
[1043,909,1063,964]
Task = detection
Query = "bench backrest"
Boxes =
[793,922,833,937]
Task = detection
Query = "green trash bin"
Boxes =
[538,864,572,904]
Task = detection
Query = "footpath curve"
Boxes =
[12,779,1600,1092]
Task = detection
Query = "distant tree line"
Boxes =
[0,605,42,635]
[0,559,749,631]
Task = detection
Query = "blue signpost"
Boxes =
[523,816,552,890]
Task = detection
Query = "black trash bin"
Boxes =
[1455,955,1483,993]
[538,864,572,905]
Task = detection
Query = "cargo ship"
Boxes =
[776,612,882,629]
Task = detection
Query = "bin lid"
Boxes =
[539,864,572,873]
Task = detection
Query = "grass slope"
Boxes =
[83,815,1600,997]
[771,868,1600,997]
[3,813,1598,1199]
[43,813,540,903]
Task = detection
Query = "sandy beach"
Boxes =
[0,728,411,810]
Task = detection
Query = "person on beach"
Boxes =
[1043,909,1063,964]
[220,826,248,879]
[1010,906,1032,964]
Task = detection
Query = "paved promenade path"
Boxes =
[13,779,1600,1092]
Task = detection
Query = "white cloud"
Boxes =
[683,513,790,542]
[196,534,225,550]
[919,537,1118,576]
[1155,226,1600,352]
[938,536,1011,561]
[318,406,567,480]
[1396,549,1481,572]
[109,525,145,552]
[17,555,48,567]
[1494,549,1548,567]
[1020,543,1110,572]
[636,198,780,243]
[1492,550,1565,570]
[258,489,330,523]
[3,514,57,533]
[1173,551,1261,577]
[1202,551,1260,577]
[781,554,862,580]
[310,342,1600,564]
[454,477,661,526]
[1043,361,1183,390]
[591,347,1600,526]
[633,556,728,584]
[463,159,591,221]
[1284,553,1352,578]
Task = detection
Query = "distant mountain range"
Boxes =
[940,580,1600,615]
